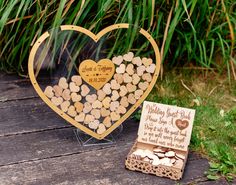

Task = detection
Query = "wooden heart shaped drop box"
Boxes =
[125,101,196,180]
[28,24,161,140]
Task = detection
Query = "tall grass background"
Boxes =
[0,0,235,79]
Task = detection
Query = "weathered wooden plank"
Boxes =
[0,72,23,82]
[0,78,46,101]
[0,72,56,84]
[0,107,203,167]
[0,143,209,185]
[0,127,77,166]
[0,72,61,101]
[0,80,47,102]
[0,98,69,136]
[0,94,140,137]
[0,72,215,185]
[0,73,40,101]
[0,120,137,166]
[0,83,37,101]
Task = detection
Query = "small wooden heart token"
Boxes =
[51,97,63,106]
[97,90,106,101]
[86,94,97,103]
[112,56,123,65]
[62,89,71,101]
[58,77,68,89]
[69,82,80,92]
[132,57,142,66]
[103,117,112,127]
[81,85,90,97]
[97,124,106,134]
[137,65,146,76]
[110,101,119,112]
[126,64,134,75]
[132,74,140,85]
[142,57,153,67]
[102,97,111,108]
[60,101,70,112]
[67,106,77,117]
[101,108,110,117]
[71,75,82,86]
[123,73,132,83]
[111,90,119,101]
[102,83,112,95]
[89,120,99,130]
[75,112,85,122]
[53,85,63,97]
[116,64,126,74]
[110,80,120,90]
[123,52,134,61]
[120,97,129,107]
[138,82,149,91]
[44,86,54,98]
[119,86,128,97]
[114,74,123,84]
[74,102,83,113]
[111,112,120,121]
[71,93,81,102]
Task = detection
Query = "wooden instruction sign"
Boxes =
[138,101,195,151]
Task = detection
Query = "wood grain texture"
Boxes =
[0,143,209,185]
[0,80,37,101]
[0,98,68,136]
[0,115,137,166]
[0,75,53,101]
[0,72,224,185]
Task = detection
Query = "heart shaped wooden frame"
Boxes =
[28,24,161,140]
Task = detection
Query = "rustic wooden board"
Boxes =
[0,75,50,101]
[0,143,209,185]
[0,98,68,136]
[0,72,226,185]
[0,72,25,82]
[0,120,137,166]
[0,82,37,101]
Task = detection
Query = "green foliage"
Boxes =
[0,0,235,76]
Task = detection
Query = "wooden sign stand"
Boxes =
[125,101,195,180]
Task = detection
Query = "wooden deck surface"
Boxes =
[0,72,233,185]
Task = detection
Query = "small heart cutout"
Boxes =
[175,119,189,130]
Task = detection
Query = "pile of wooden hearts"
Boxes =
[131,146,185,169]
[44,52,155,135]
